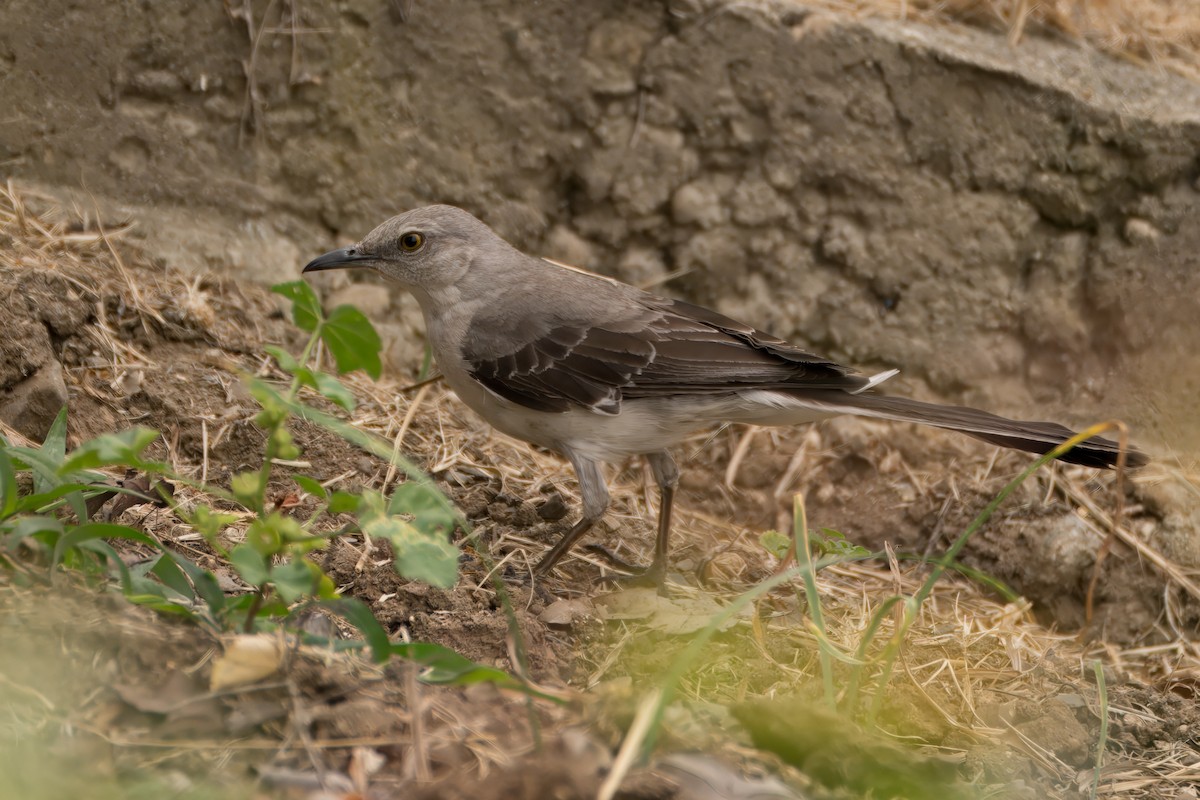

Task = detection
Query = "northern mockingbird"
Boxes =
[304,205,1146,582]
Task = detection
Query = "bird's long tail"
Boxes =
[777,391,1147,469]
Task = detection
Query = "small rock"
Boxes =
[1122,217,1161,245]
[127,69,185,99]
[0,359,68,441]
[540,598,594,627]
[536,492,570,521]
[1054,693,1086,708]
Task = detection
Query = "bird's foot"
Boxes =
[584,544,669,595]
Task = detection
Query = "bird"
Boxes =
[303,205,1146,584]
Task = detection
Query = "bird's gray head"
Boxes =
[302,205,508,294]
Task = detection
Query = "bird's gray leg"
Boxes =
[644,450,680,585]
[534,452,608,576]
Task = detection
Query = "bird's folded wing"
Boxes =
[463,296,866,416]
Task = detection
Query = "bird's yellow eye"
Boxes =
[399,232,424,252]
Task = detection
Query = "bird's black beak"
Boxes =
[302,247,373,273]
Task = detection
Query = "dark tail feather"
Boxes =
[817,394,1148,469]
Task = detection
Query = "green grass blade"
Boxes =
[865,425,1109,723]
[0,449,17,519]
[793,493,835,706]
[52,522,161,570]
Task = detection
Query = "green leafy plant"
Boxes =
[0,407,171,588]
[811,528,870,560]
[180,280,461,631]
[0,280,542,698]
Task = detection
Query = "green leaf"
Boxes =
[322,305,382,379]
[245,511,323,556]
[319,597,392,663]
[78,538,135,593]
[759,530,791,560]
[271,558,317,604]
[272,281,324,333]
[126,595,199,620]
[311,372,356,412]
[358,490,458,588]
[288,366,357,413]
[387,642,508,683]
[328,491,359,514]
[0,449,17,519]
[3,515,65,548]
[227,593,290,622]
[188,505,240,546]
[389,481,458,537]
[166,552,227,616]
[314,571,337,599]
[254,379,432,482]
[150,554,194,599]
[814,528,870,559]
[392,530,459,588]
[14,483,99,515]
[231,542,270,586]
[8,446,69,494]
[59,428,161,474]
[250,382,288,428]
[387,642,558,702]
[264,344,301,373]
[269,426,301,461]
[53,523,161,570]
[293,475,327,500]
[244,516,283,556]
[34,406,69,494]
[231,471,265,509]
[288,365,316,389]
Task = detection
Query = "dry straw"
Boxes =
[4,177,1200,798]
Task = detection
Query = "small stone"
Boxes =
[1122,217,1161,245]
[536,492,570,521]
[0,359,68,441]
[128,69,184,99]
[1054,693,1086,708]
[540,598,594,627]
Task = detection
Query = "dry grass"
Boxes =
[4,183,1200,798]
[796,0,1200,82]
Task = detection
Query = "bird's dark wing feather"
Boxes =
[464,295,865,415]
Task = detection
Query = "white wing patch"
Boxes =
[850,368,899,395]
